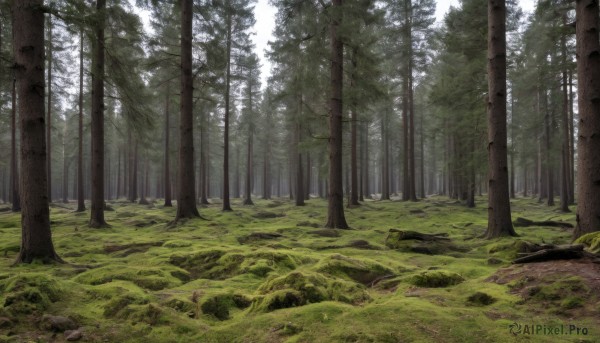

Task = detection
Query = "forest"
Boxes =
[1,0,600,342]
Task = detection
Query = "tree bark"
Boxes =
[574,0,600,239]
[485,0,516,239]
[402,75,409,201]
[164,84,172,207]
[46,15,52,202]
[222,8,233,211]
[325,0,348,229]
[76,30,85,211]
[560,15,570,213]
[349,48,359,206]
[89,0,107,227]
[199,108,209,204]
[175,0,200,220]
[381,112,390,200]
[11,56,20,212]
[13,0,62,263]
[244,123,254,205]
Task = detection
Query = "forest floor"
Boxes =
[0,196,599,343]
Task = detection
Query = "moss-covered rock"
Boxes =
[575,232,600,253]
[410,271,464,288]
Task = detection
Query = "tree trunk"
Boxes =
[305,152,311,200]
[13,0,62,263]
[408,59,417,201]
[164,84,172,206]
[11,56,21,212]
[559,15,570,213]
[568,69,575,205]
[419,107,425,198]
[381,113,390,200]
[349,48,359,206]
[402,75,409,201]
[62,128,68,203]
[262,117,271,200]
[199,108,209,204]
[244,123,254,205]
[544,90,554,206]
[574,0,600,239]
[325,0,348,229]
[175,0,200,219]
[89,0,107,227]
[46,15,52,202]
[222,9,233,211]
[485,0,516,239]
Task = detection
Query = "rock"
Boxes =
[0,316,14,329]
[65,329,83,341]
[40,315,78,332]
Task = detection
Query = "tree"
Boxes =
[76,28,85,212]
[485,0,517,239]
[163,83,172,207]
[175,0,200,220]
[89,0,108,227]
[325,0,349,229]
[573,0,600,239]
[13,0,62,263]
[242,53,260,205]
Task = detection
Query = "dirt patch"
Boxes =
[488,257,600,319]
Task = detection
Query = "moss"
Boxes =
[200,293,252,320]
[74,266,179,290]
[560,296,584,310]
[315,254,395,285]
[410,270,464,288]
[103,293,149,318]
[466,292,496,306]
[1,274,61,315]
[575,232,600,253]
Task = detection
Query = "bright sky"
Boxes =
[251,0,536,88]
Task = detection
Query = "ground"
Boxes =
[0,196,598,343]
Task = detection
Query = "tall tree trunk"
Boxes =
[262,118,271,200]
[419,107,425,198]
[175,0,200,219]
[130,139,138,202]
[13,0,61,263]
[402,76,409,201]
[116,148,121,199]
[11,58,20,212]
[363,122,369,199]
[200,108,209,204]
[244,124,254,205]
[408,61,417,201]
[485,0,516,239]
[164,84,172,206]
[544,90,554,206]
[381,113,390,200]
[295,124,304,206]
[305,152,311,200]
[46,15,52,202]
[325,0,348,229]
[349,48,359,205]
[574,0,600,239]
[62,128,68,203]
[568,69,575,204]
[560,16,570,213]
[222,9,233,211]
[89,0,107,227]
[139,154,149,205]
[76,29,84,212]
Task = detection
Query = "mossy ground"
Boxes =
[0,196,598,342]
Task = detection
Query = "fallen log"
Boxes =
[512,244,584,264]
[513,217,574,228]
[387,229,450,241]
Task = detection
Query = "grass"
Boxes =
[0,196,597,342]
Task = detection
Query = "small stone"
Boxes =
[65,329,83,341]
[41,315,78,332]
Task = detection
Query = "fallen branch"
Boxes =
[513,217,574,228]
[512,244,584,264]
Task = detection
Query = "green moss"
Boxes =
[575,232,600,253]
[200,293,252,320]
[466,292,496,306]
[315,254,396,285]
[1,273,61,314]
[74,265,179,290]
[103,293,149,318]
[560,296,584,310]
[410,270,464,288]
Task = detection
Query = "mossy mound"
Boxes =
[1,274,61,315]
[409,270,464,288]
[200,293,251,320]
[103,293,150,318]
[250,271,371,312]
[466,292,496,306]
[315,254,395,285]
[575,232,600,254]
[74,265,181,290]
[385,231,466,255]
[520,276,590,310]
[170,249,312,280]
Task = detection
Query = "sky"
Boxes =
[251,0,536,88]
